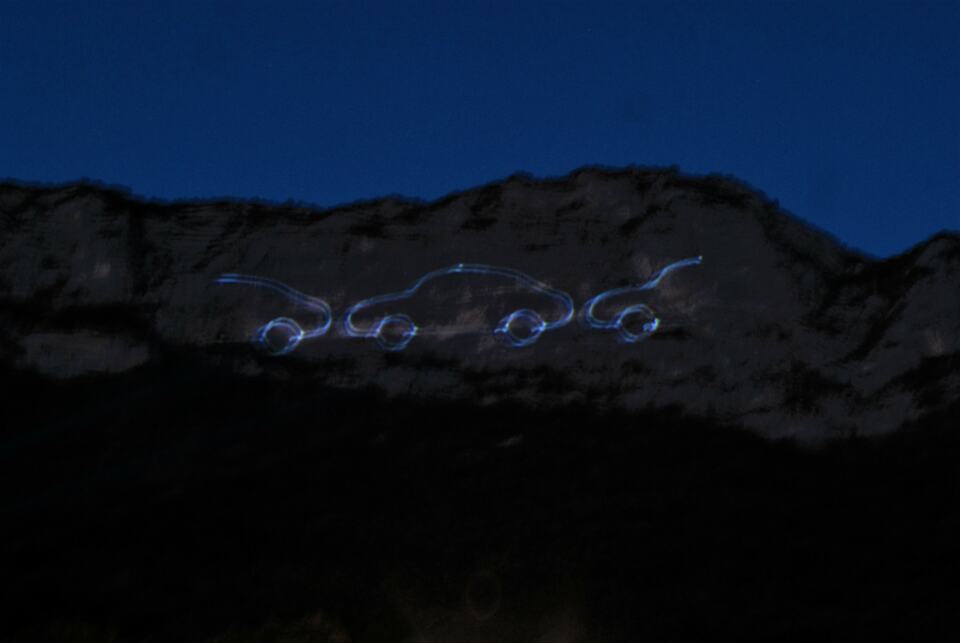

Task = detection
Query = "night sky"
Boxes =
[1,0,957,258]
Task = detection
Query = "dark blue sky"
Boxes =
[1,1,957,257]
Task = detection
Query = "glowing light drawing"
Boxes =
[214,273,333,354]
[342,263,576,350]
[216,257,700,353]
[582,256,702,342]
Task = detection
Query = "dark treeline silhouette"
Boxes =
[2,346,958,642]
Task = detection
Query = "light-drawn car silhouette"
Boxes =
[341,263,575,351]
[214,273,333,355]
[581,256,702,342]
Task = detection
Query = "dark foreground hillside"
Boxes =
[2,349,959,642]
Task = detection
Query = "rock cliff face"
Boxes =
[1,167,957,440]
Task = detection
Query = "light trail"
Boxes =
[341,263,576,350]
[581,256,703,342]
[216,257,700,353]
[214,273,333,354]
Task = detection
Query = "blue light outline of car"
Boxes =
[341,263,576,351]
[214,273,333,355]
[582,256,703,343]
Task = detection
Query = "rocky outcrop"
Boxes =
[1,167,957,440]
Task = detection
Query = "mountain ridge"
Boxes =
[1,166,957,441]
